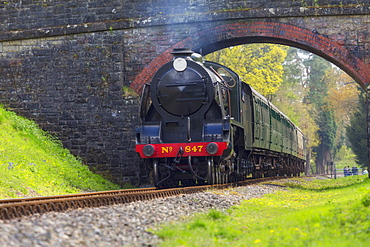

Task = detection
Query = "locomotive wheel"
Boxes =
[214,166,219,184]
[216,168,222,184]
[252,171,261,179]
[207,157,215,185]
[153,159,160,186]
[220,172,228,184]
[224,173,230,184]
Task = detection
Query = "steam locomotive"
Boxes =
[136,48,306,187]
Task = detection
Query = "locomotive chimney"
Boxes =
[171,48,204,64]
[171,48,194,58]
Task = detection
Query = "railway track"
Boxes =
[0,176,288,221]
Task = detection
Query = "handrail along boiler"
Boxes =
[136,48,306,187]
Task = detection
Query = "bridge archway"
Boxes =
[131,22,369,92]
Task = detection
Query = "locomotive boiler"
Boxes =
[136,48,306,187]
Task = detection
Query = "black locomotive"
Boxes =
[136,48,306,187]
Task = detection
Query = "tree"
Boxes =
[273,48,319,137]
[272,47,320,174]
[303,54,337,174]
[324,67,361,159]
[346,92,367,168]
[325,69,360,123]
[205,44,288,99]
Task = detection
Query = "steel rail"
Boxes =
[0,176,289,221]
[0,187,157,205]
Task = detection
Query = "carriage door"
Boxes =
[253,97,261,148]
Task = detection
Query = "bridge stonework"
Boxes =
[0,1,369,185]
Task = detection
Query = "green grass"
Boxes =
[0,106,121,199]
[154,175,370,247]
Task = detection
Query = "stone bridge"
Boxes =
[0,0,369,185]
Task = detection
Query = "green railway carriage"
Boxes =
[216,62,303,158]
[204,61,305,177]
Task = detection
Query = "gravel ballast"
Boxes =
[0,184,281,247]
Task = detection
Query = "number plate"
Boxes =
[136,142,228,158]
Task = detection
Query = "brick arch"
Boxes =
[131,22,369,92]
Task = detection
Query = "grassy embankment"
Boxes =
[155,175,370,247]
[0,106,121,199]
